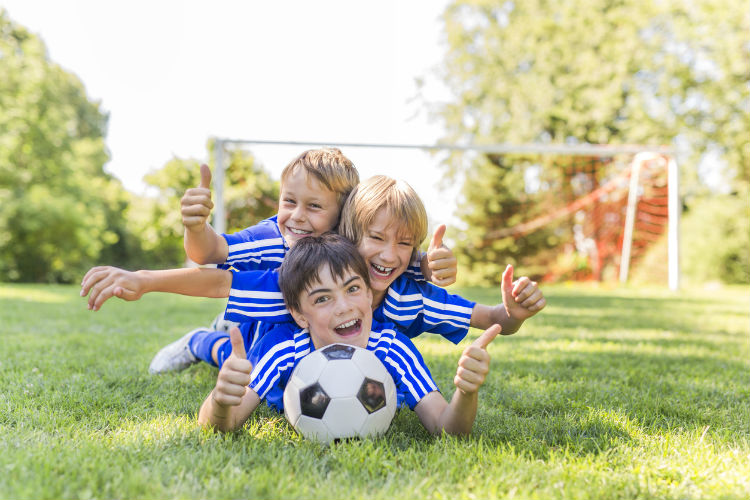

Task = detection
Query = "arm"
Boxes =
[414,325,501,435]
[470,264,546,335]
[419,224,458,287]
[198,327,261,432]
[80,266,232,311]
[182,164,229,265]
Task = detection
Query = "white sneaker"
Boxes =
[209,313,240,334]
[148,329,203,374]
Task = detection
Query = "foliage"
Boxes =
[135,144,279,267]
[2,282,749,498]
[435,0,749,285]
[680,192,750,284]
[0,10,134,282]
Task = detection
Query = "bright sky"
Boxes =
[2,0,462,228]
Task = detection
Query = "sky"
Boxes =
[1,0,462,228]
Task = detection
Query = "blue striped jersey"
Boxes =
[218,215,426,278]
[247,321,438,412]
[226,271,476,344]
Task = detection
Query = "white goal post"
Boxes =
[210,138,680,290]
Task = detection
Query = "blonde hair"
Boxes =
[280,148,359,210]
[338,175,428,253]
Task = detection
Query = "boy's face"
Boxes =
[290,264,373,350]
[357,208,414,301]
[278,167,340,247]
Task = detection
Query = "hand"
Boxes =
[501,264,546,322]
[454,324,501,395]
[425,224,457,287]
[80,266,146,311]
[181,164,214,232]
[212,327,253,407]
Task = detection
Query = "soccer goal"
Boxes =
[210,139,680,290]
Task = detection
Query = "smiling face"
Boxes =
[357,208,415,307]
[290,264,373,350]
[277,167,340,247]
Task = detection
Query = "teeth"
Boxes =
[288,227,312,235]
[336,319,358,330]
[372,263,394,274]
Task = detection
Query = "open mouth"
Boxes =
[370,262,395,278]
[334,318,362,337]
[286,227,313,237]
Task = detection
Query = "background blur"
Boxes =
[0,0,747,286]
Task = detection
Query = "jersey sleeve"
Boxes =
[383,333,439,410]
[218,218,287,272]
[402,250,426,281]
[224,269,295,324]
[247,325,298,412]
[379,277,476,344]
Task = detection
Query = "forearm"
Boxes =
[184,225,228,265]
[197,389,243,432]
[136,267,232,298]
[470,304,523,335]
[437,390,478,436]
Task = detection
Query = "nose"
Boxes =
[378,242,398,263]
[334,294,354,316]
[291,204,306,222]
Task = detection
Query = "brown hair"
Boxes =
[280,148,359,211]
[338,175,428,254]
[279,232,371,313]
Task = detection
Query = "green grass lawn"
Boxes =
[1,282,748,499]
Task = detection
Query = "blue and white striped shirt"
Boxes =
[247,321,438,412]
[226,272,476,344]
[219,215,425,277]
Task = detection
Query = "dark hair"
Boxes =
[279,233,370,312]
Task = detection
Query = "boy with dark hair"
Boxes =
[199,233,502,436]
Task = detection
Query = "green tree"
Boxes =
[135,144,279,267]
[0,10,131,282]
[434,0,749,284]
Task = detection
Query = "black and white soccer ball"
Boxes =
[283,343,397,443]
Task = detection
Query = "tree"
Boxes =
[135,143,279,267]
[433,0,749,284]
[0,10,132,282]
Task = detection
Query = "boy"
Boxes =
[199,233,501,436]
[81,152,458,373]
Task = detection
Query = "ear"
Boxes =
[289,308,309,329]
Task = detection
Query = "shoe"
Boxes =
[148,328,203,374]
[209,313,240,334]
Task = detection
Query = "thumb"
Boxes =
[472,324,502,349]
[428,224,447,252]
[229,326,247,359]
[199,163,212,189]
[501,264,514,310]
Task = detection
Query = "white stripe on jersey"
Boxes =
[227,237,285,254]
[423,296,474,316]
[225,307,290,318]
[390,338,436,395]
[228,289,284,299]
[386,287,424,303]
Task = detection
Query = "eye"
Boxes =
[369,234,383,241]
[309,203,322,209]
[399,241,413,247]
[347,284,360,293]
[313,295,330,304]
[284,198,296,205]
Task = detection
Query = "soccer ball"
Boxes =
[283,343,397,443]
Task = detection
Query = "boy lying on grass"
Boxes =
[199,232,502,435]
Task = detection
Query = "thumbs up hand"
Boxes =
[212,327,253,407]
[500,264,546,322]
[181,164,215,232]
[424,224,458,287]
[454,324,502,395]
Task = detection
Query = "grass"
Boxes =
[1,282,748,499]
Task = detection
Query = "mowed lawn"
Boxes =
[1,282,748,499]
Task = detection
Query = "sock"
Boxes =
[188,330,229,368]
